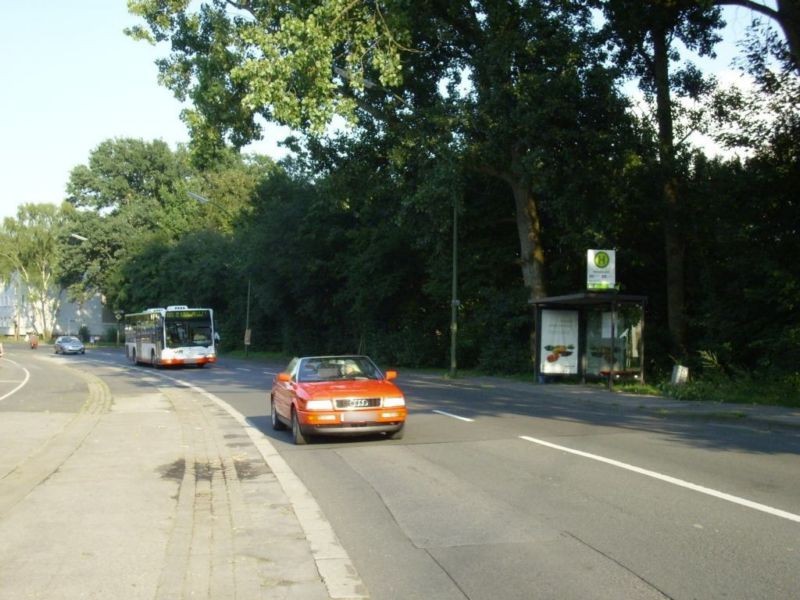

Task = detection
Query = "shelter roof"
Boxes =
[531,292,647,307]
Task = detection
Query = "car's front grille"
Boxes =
[335,398,381,409]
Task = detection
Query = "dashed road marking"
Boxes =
[433,409,475,422]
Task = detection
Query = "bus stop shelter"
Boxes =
[532,292,647,385]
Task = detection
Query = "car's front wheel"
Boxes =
[271,396,287,431]
[291,408,309,445]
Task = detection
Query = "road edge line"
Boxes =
[171,378,370,600]
[0,358,31,403]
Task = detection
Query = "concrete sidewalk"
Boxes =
[0,357,367,600]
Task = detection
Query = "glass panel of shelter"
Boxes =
[585,305,643,376]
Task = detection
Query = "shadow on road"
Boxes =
[55,350,800,456]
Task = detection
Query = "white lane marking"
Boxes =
[519,435,800,524]
[433,409,475,422]
[0,359,31,403]
[236,368,252,372]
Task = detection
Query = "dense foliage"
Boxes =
[1,2,797,388]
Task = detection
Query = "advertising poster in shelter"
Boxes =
[540,310,579,374]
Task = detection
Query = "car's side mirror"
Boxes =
[385,370,398,380]
[277,372,291,383]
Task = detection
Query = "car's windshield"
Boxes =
[296,356,382,382]
[60,336,80,343]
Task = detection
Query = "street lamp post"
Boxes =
[450,197,459,378]
[68,233,91,341]
[188,191,252,356]
[337,69,461,376]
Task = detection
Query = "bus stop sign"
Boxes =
[587,249,616,290]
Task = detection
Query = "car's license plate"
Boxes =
[342,410,378,423]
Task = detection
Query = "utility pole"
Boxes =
[450,197,459,378]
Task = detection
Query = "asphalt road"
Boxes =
[6,348,799,599]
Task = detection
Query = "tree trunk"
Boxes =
[478,163,548,363]
[508,174,547,361]
[653,25,688,359]
[507,175,547,303]
[777,0,800,69]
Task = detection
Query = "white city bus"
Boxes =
[124,305,217,367]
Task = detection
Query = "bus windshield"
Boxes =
[165,311,213,348]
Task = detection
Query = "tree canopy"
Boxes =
[0,204,69,338]
[1,1,796,386]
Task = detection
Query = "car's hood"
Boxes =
[298,380,402,399]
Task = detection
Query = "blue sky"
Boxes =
[0,1,287,221]
[0,2,769,222]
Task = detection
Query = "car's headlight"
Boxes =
[383,396,405,408]
[305,399,334,411]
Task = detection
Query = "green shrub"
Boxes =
[660,372,800,408]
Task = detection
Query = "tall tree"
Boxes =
[128,1,631,359]
[66,138,195,232]
[61,138,271,314]
[598,0,723,357]
[447,2,630,303]
[0,204,68,339]
[62,138,193,309]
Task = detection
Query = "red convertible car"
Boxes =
[270,355,407,444]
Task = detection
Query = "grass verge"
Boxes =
[658,375,800,408]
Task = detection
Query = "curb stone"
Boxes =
[160,374,370,600]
